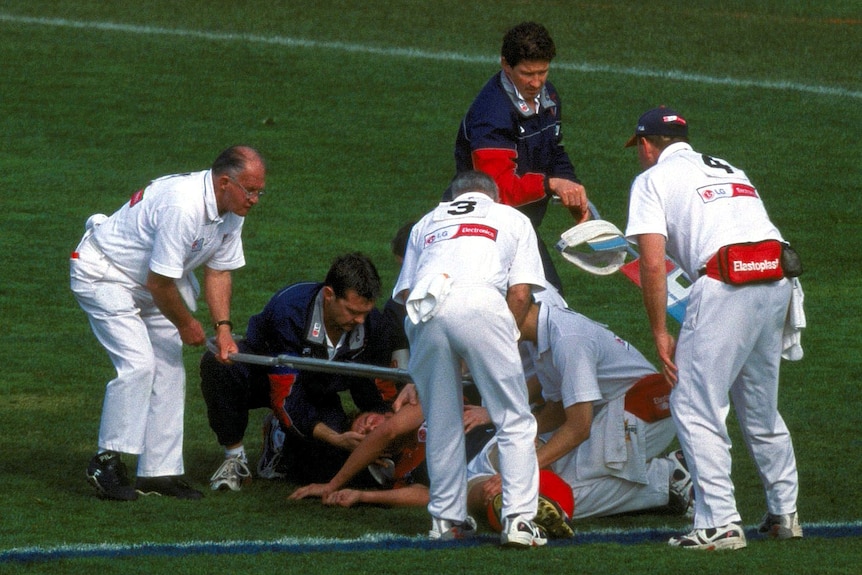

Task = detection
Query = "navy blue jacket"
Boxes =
[454,71,579,227]
[245,282,390,436]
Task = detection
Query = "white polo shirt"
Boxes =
[92,170,245,284]
[532,304,656,409]
[393,192,546,299]
[624,143,782,278]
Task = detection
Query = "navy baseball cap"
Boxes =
[624,107,688,147]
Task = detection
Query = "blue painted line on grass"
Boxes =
[2,522,861,564]
[0,13,860,101]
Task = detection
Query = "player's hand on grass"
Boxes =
[323,489,361,508]
[289,483,333,501]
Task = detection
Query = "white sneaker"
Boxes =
[501,515,548,548]
[758,512,803,539]
[667,450,694,518]
[428,516,477,541]
[668,523,747,550]
[257,413,286,479]
[209,455,251,492]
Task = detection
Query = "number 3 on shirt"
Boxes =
[435,198,490,221]
[447,200,477,215]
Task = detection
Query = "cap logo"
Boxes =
[625,107,688,147]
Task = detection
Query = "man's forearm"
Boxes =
[357,484,429,507]
[326,426,393,490]
[204,266,233,324]
[147,271,195,329]
[506,283,533,327]
[641,265,669,338]
[635,234,670,337]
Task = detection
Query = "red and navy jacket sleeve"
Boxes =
[454,74,579,211]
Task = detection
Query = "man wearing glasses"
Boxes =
[70,145,266,501]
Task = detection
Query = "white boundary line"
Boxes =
[1,13,860,100]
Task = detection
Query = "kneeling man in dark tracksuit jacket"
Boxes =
[201,252,394,491]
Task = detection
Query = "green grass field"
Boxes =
[1,1,860,573]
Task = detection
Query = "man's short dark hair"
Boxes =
[501,22,556,67]
[325,252,382,301]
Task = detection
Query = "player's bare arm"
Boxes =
[635,233,678,384]
[204,266,238,362]
[292,405,421,501]
[536,401,592,470]
[146,270,206,346]
[472,474,503,508]
[534,398,566,434]
[324,483,430,508]
[505,283,533,327]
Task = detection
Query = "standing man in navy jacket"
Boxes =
[453,21,589,292]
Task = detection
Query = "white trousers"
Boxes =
[467,412,675,519]
[70,233,186,477]
[406,285,538,524]
[673,277,798,528]
[567,458,672,519]
[553,406,677,518]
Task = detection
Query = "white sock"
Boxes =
[225,446,247,463]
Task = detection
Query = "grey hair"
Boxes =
[212,146,265,178]
[448,170,499,202]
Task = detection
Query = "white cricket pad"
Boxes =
[555,220,628,275]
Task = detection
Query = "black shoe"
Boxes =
[135,476,204,500]
[87,451,138,501]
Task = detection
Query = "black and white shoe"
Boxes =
[87,451,138,501]
[668,523,747,550]
[428,516,478,541]
[758,512,803,540]
[667,450,694,517]
[501,515,548,548]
